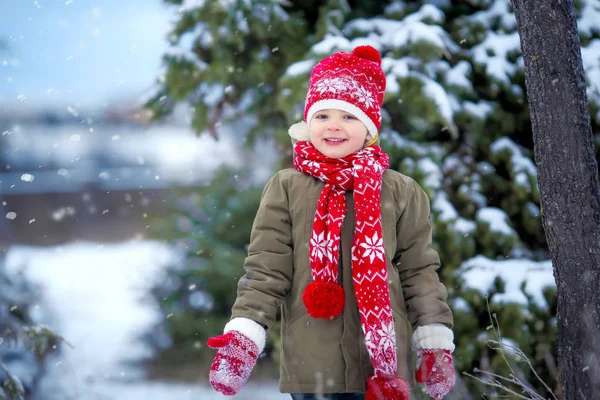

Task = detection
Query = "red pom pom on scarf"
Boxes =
[302,281,345,319]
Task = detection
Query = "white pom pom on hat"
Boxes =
[288,120,310,141]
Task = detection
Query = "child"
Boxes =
[207,46,456,400]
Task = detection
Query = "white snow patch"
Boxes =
[581,39,600,105]
[179,0,206,12]
[526,202,540,217]
[403,4,445,24]
[285,59,316,77]
[5,242,178,384]
[578,0,600,37]
[490,137,537,177]
[478,161,495,175]
[454,218,477,235]
[177,23,213,51]
[419,73,456,129]
[471,0,517,30]
[477,207,516,236]
[164,46,208,72]
[417,158,442,189]
[311,35,352,54]
[463,101,493,119]
[4,241,286,399]
[201,82,225,107]
[389,21,449,50]
[441,155,462,174]
[451,297,470,312]
[346,8,458,52]
[432,191,458,222]
[381,130,430,155]
[472,31,521,83]
[446,61,472,89]
[382,57,411,94]
[236,9,249,33]
[515,171,530,189]
[459,255,555,306]
[384,2,406,15]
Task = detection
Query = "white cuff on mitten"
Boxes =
[412,323,455,352]
[224,317,267,353]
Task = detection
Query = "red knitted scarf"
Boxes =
[293,141,397,379]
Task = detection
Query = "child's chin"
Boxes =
[320,148,350,158]
[324,151,346,159]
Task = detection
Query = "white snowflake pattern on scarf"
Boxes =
[359,232,385,263]
[302,159,320,169]
[325,231,339,264]
[364,322,397,377]
[310,230,327,262]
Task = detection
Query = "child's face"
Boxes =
[309,109,372,159]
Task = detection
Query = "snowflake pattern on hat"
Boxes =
[308,73,379,111]
[313,76,356,95]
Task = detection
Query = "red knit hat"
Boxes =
[304,46,386,137]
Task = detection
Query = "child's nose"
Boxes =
[327,119,342,130]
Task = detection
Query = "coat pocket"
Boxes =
[280,313,345,385]
[284,300,307,327]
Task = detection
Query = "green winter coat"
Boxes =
[230,168,453,394]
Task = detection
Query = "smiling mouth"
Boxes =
[325,138,346,143]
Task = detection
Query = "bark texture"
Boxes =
[513,0,600,398]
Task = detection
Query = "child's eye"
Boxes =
[344,114,357,120]
[315,114,328,119]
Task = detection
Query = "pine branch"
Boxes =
[0,364,25,400]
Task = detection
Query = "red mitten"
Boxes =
[416,349,455,399]
[207,330,259,396]
[366,375,410,400]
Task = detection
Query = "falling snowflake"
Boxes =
[20,173,34,182]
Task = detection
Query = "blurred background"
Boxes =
[0,0,598,399]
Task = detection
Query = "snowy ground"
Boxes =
[3,240,554,399]
[4,241,287,400]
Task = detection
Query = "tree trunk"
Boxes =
[512,0,600,398]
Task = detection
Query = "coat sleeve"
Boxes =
[393,179,454,329]
[230,172,294,330]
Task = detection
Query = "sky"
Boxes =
[0,0,174,110]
